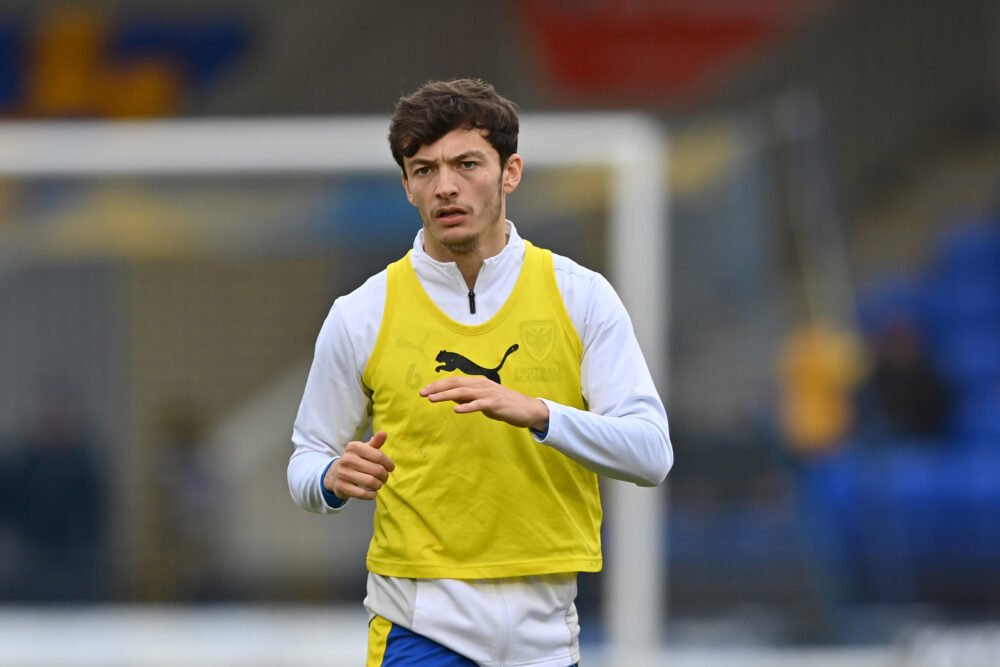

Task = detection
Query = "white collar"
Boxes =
[410,220,526,290]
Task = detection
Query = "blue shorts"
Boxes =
[367,616,578,666]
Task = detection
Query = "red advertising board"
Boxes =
[515,0,837,105]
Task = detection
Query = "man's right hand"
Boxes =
[324,431,394,501]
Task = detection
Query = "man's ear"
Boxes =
[502,154,523,194]
[401,170,415,204]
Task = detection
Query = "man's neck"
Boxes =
[425,225,509,291]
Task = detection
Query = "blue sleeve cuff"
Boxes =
[530,424,549,440]
[320,459,347,509]
[530,399,550,440]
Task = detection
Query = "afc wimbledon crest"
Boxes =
[521,320,555,361]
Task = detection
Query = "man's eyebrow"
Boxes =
[451,150,488,162]
[407,150,489,166]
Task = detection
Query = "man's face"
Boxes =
[402,128,522,259]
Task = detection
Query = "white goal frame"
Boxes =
[0,115,670,662]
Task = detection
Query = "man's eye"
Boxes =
[413,166,431,176]
[461,161,478,169]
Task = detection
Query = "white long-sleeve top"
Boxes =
[288,221,671,666]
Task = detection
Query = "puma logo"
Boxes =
[396,333,430,354]
[435,344,519,384]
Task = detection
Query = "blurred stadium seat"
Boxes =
[800,212,1000,619]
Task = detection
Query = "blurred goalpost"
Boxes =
[0,115,670,663]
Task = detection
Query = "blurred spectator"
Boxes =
[861,314,952,441]
[1,384,107,602]
[778,323,868,456]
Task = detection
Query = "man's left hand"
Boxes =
[420,376,549,432]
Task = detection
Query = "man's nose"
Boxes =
[435,167,458,198]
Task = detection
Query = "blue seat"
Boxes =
[933,329,1000,391]
[928,221,1000,284]
[798,440,1000,606]
[178,17,252,87]
[922,278,1000,342]
[950,392,1000,441]
[110,16,251,88]
[110,17,178,57]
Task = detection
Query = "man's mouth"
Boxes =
[435,206,468,222]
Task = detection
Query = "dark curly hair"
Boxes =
[388,78,519,174]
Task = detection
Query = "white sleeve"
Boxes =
[537,267,673,487]
[287,298,373,514]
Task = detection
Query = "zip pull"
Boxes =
[468,289,476,315]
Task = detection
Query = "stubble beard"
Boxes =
[435,177,505,256]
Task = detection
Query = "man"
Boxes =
[289,78,672,667]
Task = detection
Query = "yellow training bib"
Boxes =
[362,242,602,578]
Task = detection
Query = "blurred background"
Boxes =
[2,0,1000,665]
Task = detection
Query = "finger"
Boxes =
[365,432,394,471]
[337,468,386,493]
[340,456,391,482]
[352,449,395,474]
[453,399,490,414]
[420,376,480,396]
[345,438,395,471]
[419,382,445,397]
[325,459,383,502]
[424,387,485,404]
[335,481,377,501]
